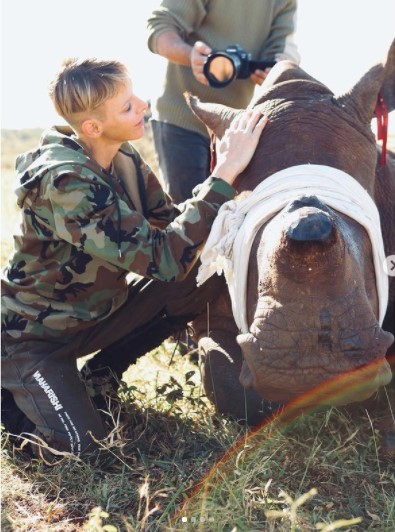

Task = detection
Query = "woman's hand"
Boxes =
[212,110,268,185]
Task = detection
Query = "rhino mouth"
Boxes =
[237,304,394,406]
[238,334,392,406]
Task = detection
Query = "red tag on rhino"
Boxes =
[375,93,388,167]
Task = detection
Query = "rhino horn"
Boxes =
[184,92,241,139]
[335,38,395,122]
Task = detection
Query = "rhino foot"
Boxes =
[198,335,282,425]
[380,430,395,461]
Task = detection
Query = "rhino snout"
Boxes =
[272,205,343,283]
[287,208,333,243]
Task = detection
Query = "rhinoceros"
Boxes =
[187,39,395,456]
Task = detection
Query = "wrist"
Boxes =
[211,163,238,185]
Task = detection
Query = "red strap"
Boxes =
[210,132,217,173]
[375,93,388,167]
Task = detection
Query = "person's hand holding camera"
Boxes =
[250,67,272,86]
[190,41,212,85]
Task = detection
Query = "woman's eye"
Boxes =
[125,103,131,112]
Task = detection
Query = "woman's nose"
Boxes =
[136,96,148,114]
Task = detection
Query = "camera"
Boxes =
[203,44,275,88]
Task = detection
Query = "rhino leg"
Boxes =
[199,332,280,425]
[192,282,281,425]
[368,355,395,460]
[342,368,395,461]
[376,397,395,460]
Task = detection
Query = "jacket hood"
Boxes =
[14,126,92,208]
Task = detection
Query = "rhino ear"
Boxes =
[335,38,395,122]
[184,92,241,139]
[380,38,395,112]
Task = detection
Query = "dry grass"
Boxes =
[2,354,394,530]
[1,128,394,531]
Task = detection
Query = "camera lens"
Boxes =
[203,52,237,88]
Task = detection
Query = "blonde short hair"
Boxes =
[49,58,130,124]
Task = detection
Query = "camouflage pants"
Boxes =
[1,269,223,458]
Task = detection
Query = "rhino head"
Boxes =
[187,39,395,407]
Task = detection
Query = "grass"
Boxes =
[1,128,394,531]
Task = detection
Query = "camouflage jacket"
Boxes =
[1,126,235,340]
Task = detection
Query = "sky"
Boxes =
[1,0,394,130]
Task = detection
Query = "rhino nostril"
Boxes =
[287,210,333,242]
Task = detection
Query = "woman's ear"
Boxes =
[81,118,103,138]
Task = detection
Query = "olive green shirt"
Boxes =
[147,0,300,136]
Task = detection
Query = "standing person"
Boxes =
[147,0,300,203]
[1,57,267,459]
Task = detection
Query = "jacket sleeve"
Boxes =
[147,0,209,53]
[261,0,300,64]
[139,157,181,229]
[47,171,235,282]
[137,148,209,230]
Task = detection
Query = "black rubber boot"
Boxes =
[1,388,36,453]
